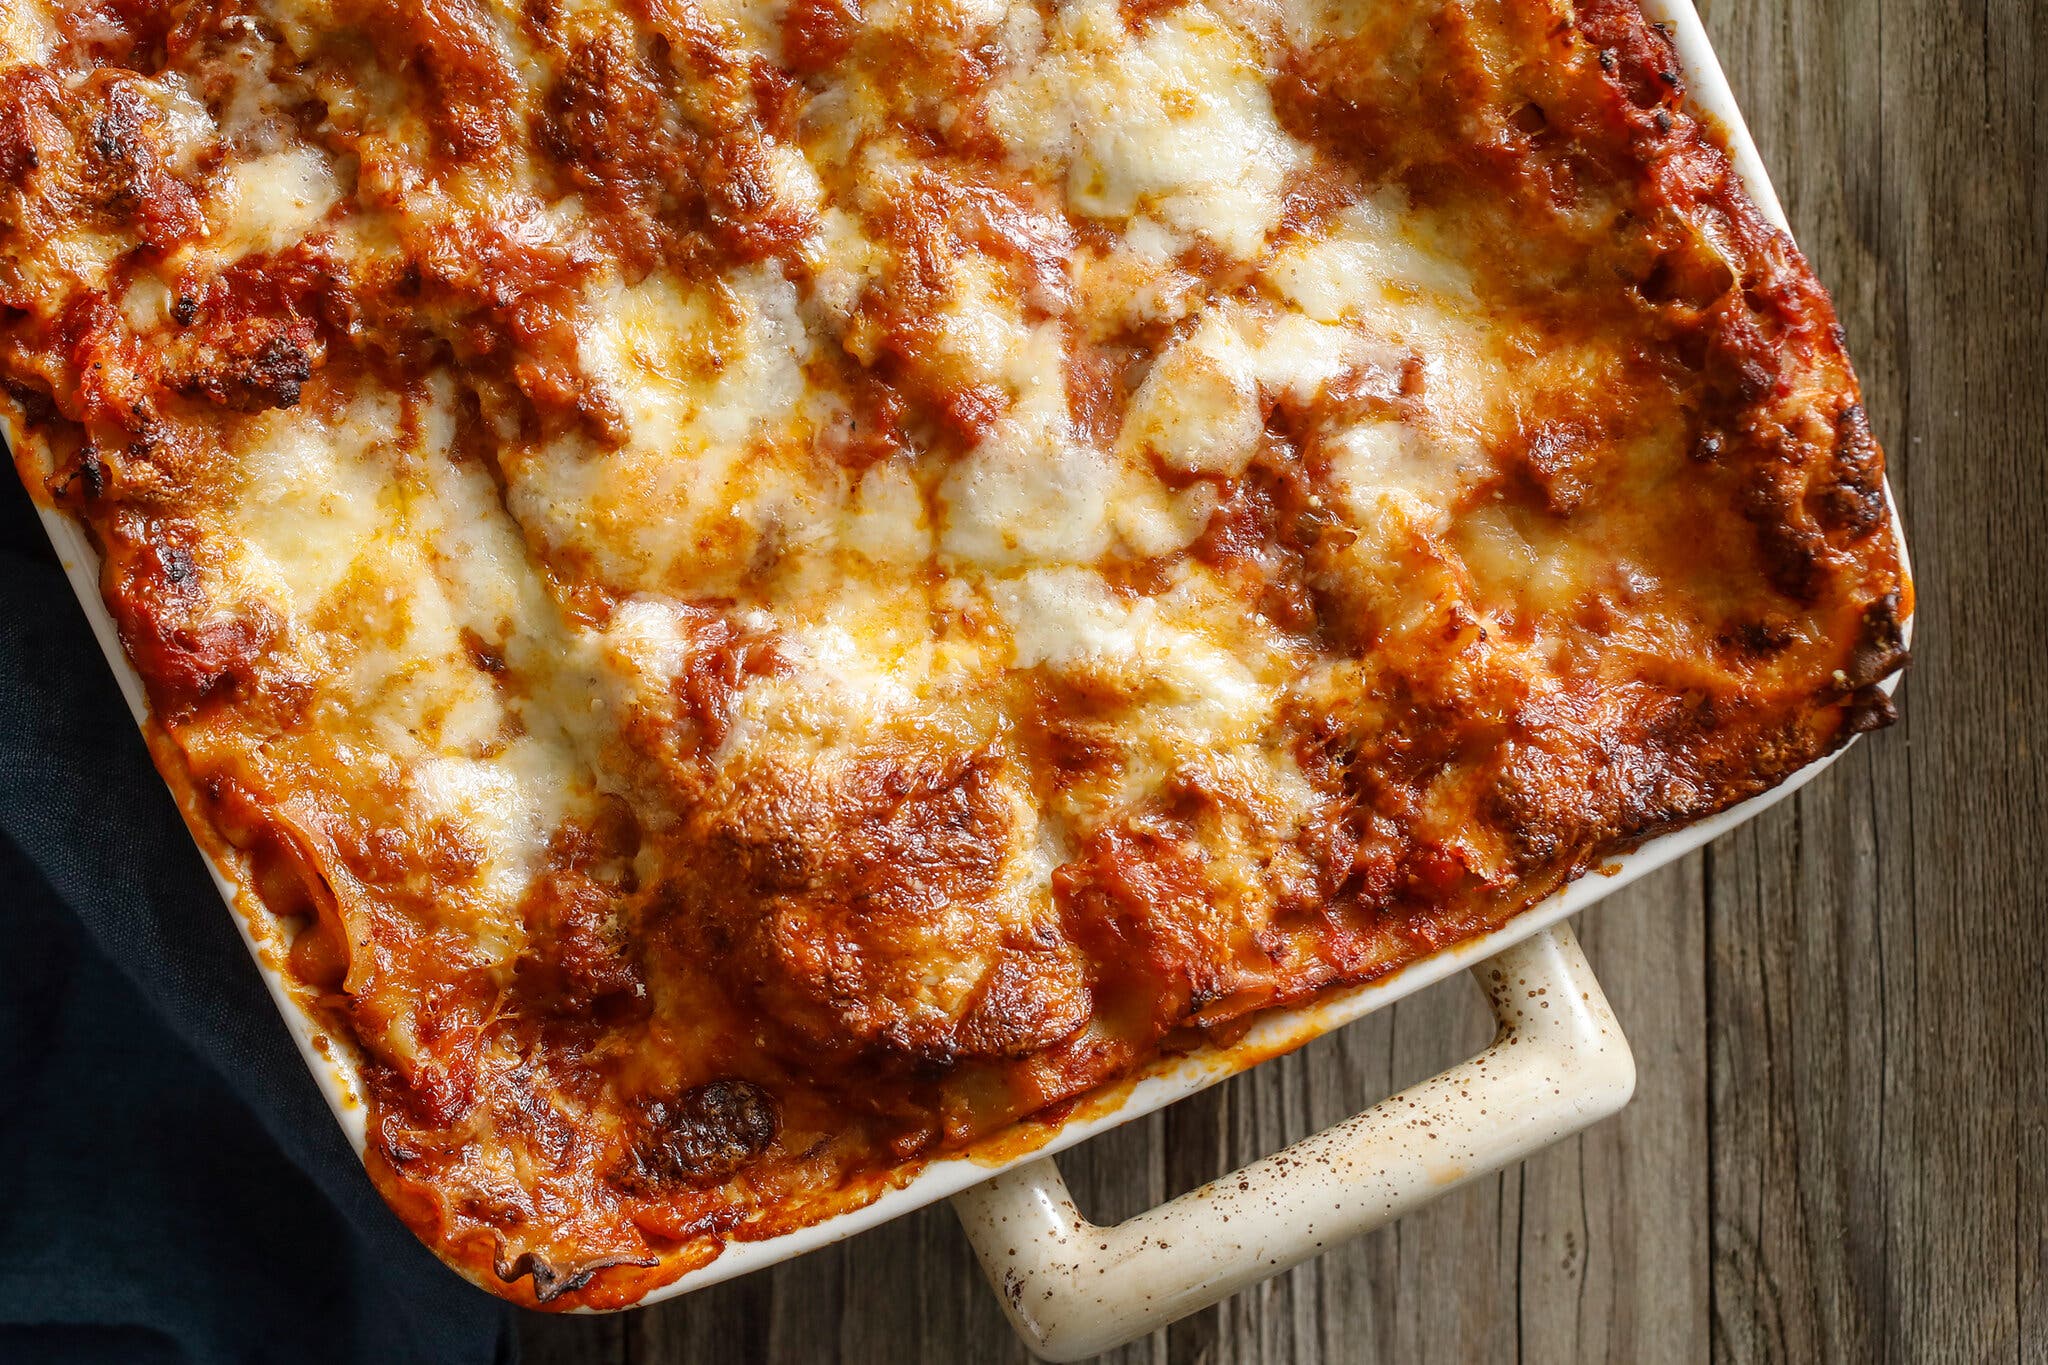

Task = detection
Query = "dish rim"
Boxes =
[0,0,1910,1311]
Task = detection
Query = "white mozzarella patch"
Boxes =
[592,595,706,742]
[766,140,826,222]
[223,375,594,968]
[1241,309,1362,404]
[1110,478,1220,560]
[947,0,1010,29]
[717,573,1008,766]
[939,325,1116,566]
[771,615,929,729]
[602,596,696,682]
[1121,309,1262,476]
[986,0,1308,259]
[575,265,811,442]
[990,567,1268,737]
[1262,196,1517,458]
[215,147,343,256]
[940,422,1117,567]
[1265,193,1479,323]
[1109,300,1392,558]
[1326,419,1458,532]
[407,750,557,915]
[119,274,174,333]
[231,390,403,612]
[1071,214,1203,330]
[845,460,934,565]
[1454,503,1612,618]
[932,255,1039,394]
[805,206,884,324]
[142,74,219,177]
[511,264,818,593]
[994,566,1143,670]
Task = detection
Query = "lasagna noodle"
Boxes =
[0,0,1906,1308]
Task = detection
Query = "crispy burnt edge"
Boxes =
[1588,0,1910,679]
[0,0,1913,1312]
[0,399,382,1109]
[1567,0,1908,623]
[0,400,671,1314]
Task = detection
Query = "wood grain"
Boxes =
[522,0,2046,1358]
[1699,0,2047,1361]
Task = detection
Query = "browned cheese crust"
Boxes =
[0,0,1906,1307]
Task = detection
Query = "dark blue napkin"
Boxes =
[0,471,518,1365]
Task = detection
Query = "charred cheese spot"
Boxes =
[621,1080,781,1190]
[667,746,1090,1063]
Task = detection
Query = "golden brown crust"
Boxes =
[0,0,1907,1308]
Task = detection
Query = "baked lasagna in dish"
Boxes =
[0,0,1907,1307]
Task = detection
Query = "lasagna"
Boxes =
[0,0,1907,1309]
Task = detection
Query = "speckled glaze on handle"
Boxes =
[950,922,1634,1361]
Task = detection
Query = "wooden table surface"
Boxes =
[524,0,2045,1359]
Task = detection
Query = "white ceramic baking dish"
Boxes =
[6,0,1908,1357]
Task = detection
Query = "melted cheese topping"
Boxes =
[986,0,1308,257]
[0,0,1906,1310]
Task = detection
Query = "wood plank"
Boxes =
[1699,0,2047,1362]
[1519,864,1710,1365]
[518,1307,622,1365]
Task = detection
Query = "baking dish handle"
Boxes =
[949,921,1634,1361]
